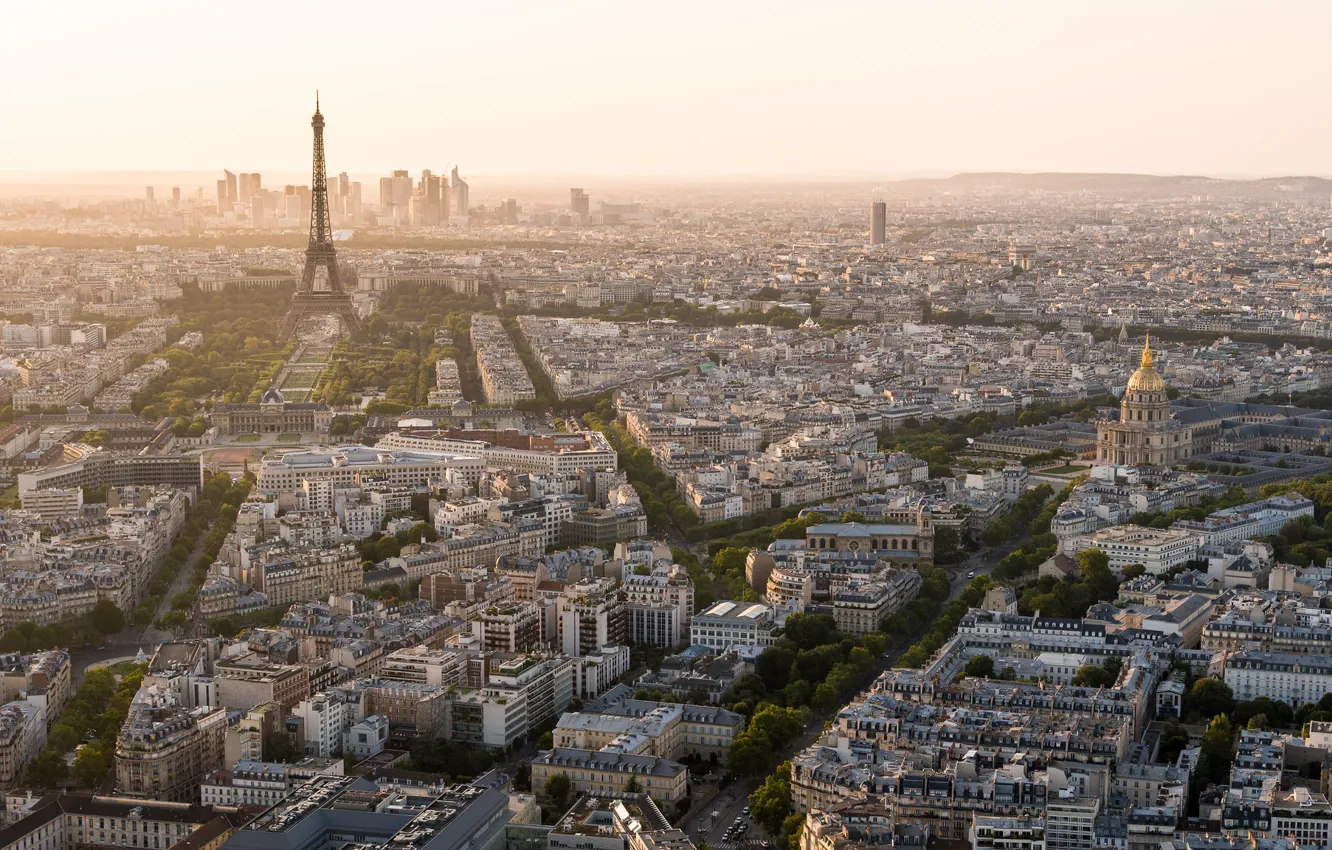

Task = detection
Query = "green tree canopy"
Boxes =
[964,655,996,679]
[544,773,571,808]
[89,599,125,635]
[1188,677,1236,723]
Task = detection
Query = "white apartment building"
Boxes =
[690,600,778,650]
[766,567,814,608]
[623,563,694,648]
[379,429,617,476]
[558,578,627,658]
[292,691,359,757]
[832,581,897,637]
[1224,650,1332,707]
[1062,525,1200,574]
[19,487,83,518]
[573,645,631,700]
[1044,797,1098,850]
[200,760,342,808]
[451,654,577,749]
[1171,494,1315,546]
[256,445,484,495]
[1270,787,1332,848]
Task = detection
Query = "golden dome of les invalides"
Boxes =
[1125,333,1166,394]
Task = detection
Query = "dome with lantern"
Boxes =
[1125,334,1165,394]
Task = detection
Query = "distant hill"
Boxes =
[889,171,1332,199]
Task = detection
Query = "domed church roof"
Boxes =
[1126,334,1166,393]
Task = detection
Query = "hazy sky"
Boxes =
[2,1,1328,178]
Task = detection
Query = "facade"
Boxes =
[972,816,1047,850]
[766,566,814,609]
[15,651,72,731]
[114,699,227,803]
[17,454,203,496]
[573,645,632,701]
[1171,494,1315,546]
[1223,650,1332,706]
[831,581,894,637]
[804,522,933,563]
[559,698,744,766]
[210,389,333,435]
[292,691,356,757]
[0,702,44,784]
[623,563,694,648]
[343,715,389,758]
[214,662,310,715]
[250,545,363,609]
[1044,798,1099,850]
[530,748,688,805]
[486,654,577,735]
[354,680,448,735]
[378,428,617,476]
[0,795,244,850]
[474,602,542,652]
[831,570,922,636]
[199,758,342,809]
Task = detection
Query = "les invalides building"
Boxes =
[1097,335,1196,467]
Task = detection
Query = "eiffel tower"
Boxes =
[277,95,364,342]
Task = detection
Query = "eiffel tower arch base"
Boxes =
[277,294,365,343]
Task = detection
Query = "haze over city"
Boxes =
[4,0,1331,178]
[5,6,1332,850]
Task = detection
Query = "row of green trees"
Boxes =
[875,397,1116,475]
[748,762,806,850]
[500,316,559,410]
[581,408,697,533]
[0,598,125,654]
[980,484,1054,546]
[896,571,990,668]
[987,476,1085,582]
[26,663,147,789]
[1264,513,1332,567]
[151,473,251,631]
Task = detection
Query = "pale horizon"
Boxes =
[3,0,1329,179]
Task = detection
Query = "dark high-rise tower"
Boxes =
[869,200,886,245]
[278,95,364,342]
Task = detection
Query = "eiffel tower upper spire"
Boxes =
[309,92,332,249]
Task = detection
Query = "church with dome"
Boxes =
[1096,335,1196,467]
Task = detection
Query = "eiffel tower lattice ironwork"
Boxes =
[277,94,364,342]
